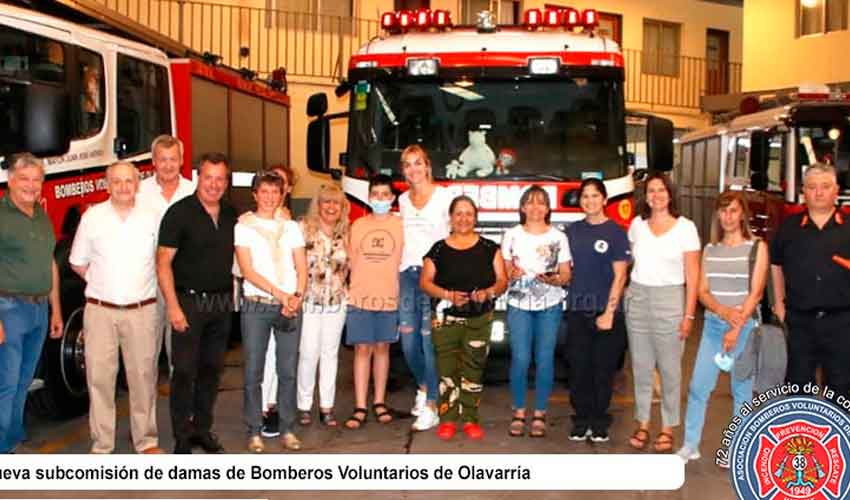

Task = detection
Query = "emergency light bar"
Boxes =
[380,9,453,33]
[524,7,598,31]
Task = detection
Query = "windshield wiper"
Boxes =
[509,174,570,181]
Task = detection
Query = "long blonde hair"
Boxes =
[301,184,350,242]
[709,190,753,244]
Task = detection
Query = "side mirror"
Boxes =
[335,80,352,98]
[633,168,649,183]
[306,118,330,173]
[749,130,770,173]
[24,82,71,157]
[307,92,328,117]
[647,116,674,172]
[751,170,768,191]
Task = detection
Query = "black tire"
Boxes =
[27,306,89,419]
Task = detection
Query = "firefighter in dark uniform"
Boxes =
[771,163,850,400]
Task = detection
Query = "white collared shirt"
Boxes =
[138,175,195,223]
[69,200,160,304]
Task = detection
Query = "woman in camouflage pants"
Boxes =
[420,196,508,440]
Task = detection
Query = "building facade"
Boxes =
[84,0,742,208]
[743,0,850,92]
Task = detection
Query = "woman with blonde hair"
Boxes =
[295,184,351,427]
[398,144,452,432]
[677,190,767,464]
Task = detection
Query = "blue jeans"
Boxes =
[507,304,562,411]
[0,297,48,453]
[682,311,754,451]
[398,267,438,402]
[241,300,301,436]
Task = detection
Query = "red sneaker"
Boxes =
[463,423,485,440]
[436,422,457,440]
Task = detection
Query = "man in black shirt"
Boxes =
[771,163,850,400]
[157,152,237,454]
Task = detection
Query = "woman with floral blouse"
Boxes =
[295,184,351,427]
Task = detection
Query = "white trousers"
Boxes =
[296,304,347,411]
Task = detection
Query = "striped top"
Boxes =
[704,239,755,307]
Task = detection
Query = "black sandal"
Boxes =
[372,403,393,424]
[344,408,367,429]
[529,415,547,438]
[299,410,312,426]
[508,416,526,437]
[320,410,338,427]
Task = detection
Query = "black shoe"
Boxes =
[190,432,225,453]
[174,439,193,454]
[261,411,280,438]
[569,425,591,441]
[590,429,610,443]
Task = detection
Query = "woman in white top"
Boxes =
[397,144,452,432]
[502,185,571,437]
[235,173,306,453]
[625,173,701,453]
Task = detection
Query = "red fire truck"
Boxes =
[0,3,290,417]
[308,8,673,227]
[305,7,673,363]
[677,84,850,243]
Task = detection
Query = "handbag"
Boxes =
[733,238,788,392]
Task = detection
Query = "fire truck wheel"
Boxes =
[29,306,89,419]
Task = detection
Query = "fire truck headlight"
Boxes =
[829,127,841,141]
[407,58,438,76]
[490,320,505,343]
[528,57,559,75]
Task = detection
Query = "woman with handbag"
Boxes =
[676,190,768,464]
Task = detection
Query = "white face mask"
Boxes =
[714,352,734,372]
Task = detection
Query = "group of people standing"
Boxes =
[1,138,848,461]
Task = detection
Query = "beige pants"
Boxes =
[153,288,172,375]
[84,302,158,453]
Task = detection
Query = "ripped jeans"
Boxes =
[431,313,492,424]
[398,267,439,402]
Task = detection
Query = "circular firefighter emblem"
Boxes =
[593,239,609,254]
[731,396,850,500]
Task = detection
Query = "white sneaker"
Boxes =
[410,389,427,417]
[676,446,701,463]
[411,406,439,431]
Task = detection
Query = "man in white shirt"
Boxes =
[70,162,163,454]
[138,135,194,373]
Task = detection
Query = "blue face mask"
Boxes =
[370,199,392,215]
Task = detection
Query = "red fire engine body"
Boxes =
[0,3,290,416]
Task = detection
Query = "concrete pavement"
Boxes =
[13,320,741,499]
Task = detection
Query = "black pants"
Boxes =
[566,311,627,430]
[170,291,232,441]
[786,309,850,400]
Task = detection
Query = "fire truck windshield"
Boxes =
[0,25,67,158]
[346,76,626,181]
[796,123,850,186]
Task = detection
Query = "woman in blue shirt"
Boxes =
[564,178,631,442]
